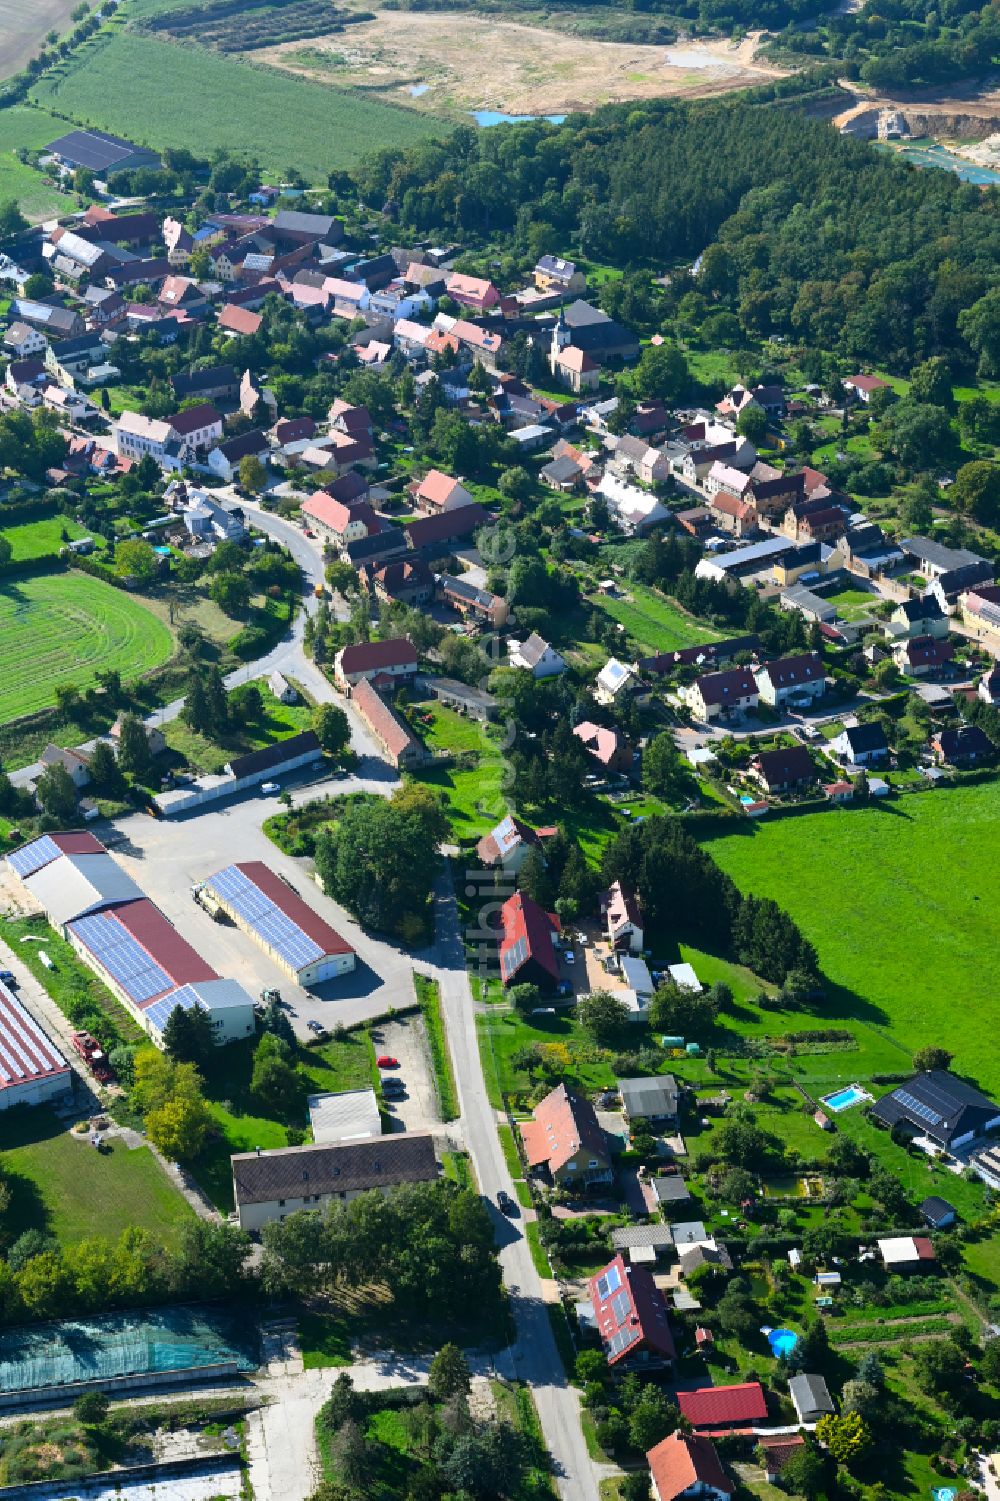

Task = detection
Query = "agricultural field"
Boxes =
[701,783,1000,1093]
[0,104,74,221]
[30,30,447,179]
[0,0,78,84]
[255,10,786,117]
[0,1107,194,1246]
[594,580,721,655]
[0,572,173,723]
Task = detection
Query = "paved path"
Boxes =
[416,863,600,1501]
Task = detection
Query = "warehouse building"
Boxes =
[204,861,356,986]
[0,981,72,1111]
[7,833,255,1048]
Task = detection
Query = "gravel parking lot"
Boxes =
[371,1014,440,1135]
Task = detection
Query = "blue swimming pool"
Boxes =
[821,1085,867,1113]
[767,1328,798,1358]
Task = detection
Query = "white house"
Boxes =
[595,658,636,705]
[597,473,670,535]
[507,633,567,678]
[602,880,643,953]
[753,653,825,708]
[116,410,173,463]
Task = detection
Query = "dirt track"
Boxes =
[252,12,788,116]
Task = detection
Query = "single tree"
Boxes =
[428,1342,471,1402]
[116,713,153,780]
[35,760,78,821]
[312,703,350,756]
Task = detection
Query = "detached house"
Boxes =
[520,1082,612,1188]
[647,1432,732,1501]
[844,374,889,404]
[333,637,417,691]
[498,891,561,993]
[932,725,995,767]
[412,469,475,514]
[507,634,567,678]
[601,880,644,953]
[751,745,818,793]
[573,721,633,775]
[589,1254,675,1370]
[446,273,500,310]
[753,653,825,708]
[685,667,759,723]
[893,635,955,677]
[477,815,553,875]
[534,256,586,295]
[886,596,948,641]
[830,721,889,768]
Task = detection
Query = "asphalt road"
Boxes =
[420,864,600,1501]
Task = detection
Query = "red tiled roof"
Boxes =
[229,861,353,956]
[758,653,824,687]
[416,468,466,508]
[218,305,262,335]
[338,637,417,676]
[693,667,758,706]
[405,504,487,550]
[168,402,221,436]
[498,891,560,987]
[351,677,421,763]
[647,1432,733,1501]
[520,1081,607,1177]
[302,491,356,534]
[589,1253,675,1366]
[677,1382,767,1429]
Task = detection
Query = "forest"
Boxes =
[355,89,1000,371]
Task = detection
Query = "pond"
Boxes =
[879,138,1000,186]
[471,109,567,127]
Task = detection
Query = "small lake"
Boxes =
[880,138,1000,186]
[471,109,567,127]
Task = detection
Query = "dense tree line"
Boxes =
[601,815,817,982]
[355,94,1000,371]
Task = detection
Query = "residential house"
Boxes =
[709,490,758,539]
[165,402,223,455]
[601,880,643,953]
[758,1438,806,1484]
[893,635,955,677]
[647,1432,732,1501]
[301,491,377,548]
[716,382,785,421]
[230,1133,438,1232]
[39,743,90,789]
[979,663,1000,704]
[412,469,475,514]
[589,1255,675,1370]
[519,1081,612,1188]
[104,258,170,293]
[534,256,586,295]
[3,321,47,358]
[268,672,297,705]
[611,434,671,486]
[350,677,428,770]
[753,653,825,708]
[438,573,508,627]
[595,658,637,706]
[963,590,1000,651]
[158,275,208,316]
[445,273,500,310]
[932,724,995,767]
[44,331,108,388]
[218,305,263,337]
[334,637,418,691]
[751,745,817,793]
[886,596,948,641]
[830,722,889,768]
[450,319,504,371]
[685,667,759,723]
[498,891,561,993]
[477,815,553,874]
[929,560,996,613]
[325,278,371,318]
[507,633,567,678]
[574,721,633,775]
[704,462,753,501]
[844,374,889,404]
[404,504,487,557]
[110,717,166,758]
[597,473,670,535]
[116,410,173,464]
[370,556,434,609]
[676,1383,768,1433]
[871,1069,1000,1149]
[788,1374,834,1425]
[207,428,270,484]
[783,500,846,545]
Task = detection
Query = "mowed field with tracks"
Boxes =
[0,573,173,722]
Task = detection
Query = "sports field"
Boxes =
[702,782,1000,1093]
[0,572,173,722]
[31,30,446,179]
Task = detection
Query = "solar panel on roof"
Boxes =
[9,836,60,879]
[607,1326,639,1357]
[71,912,172,1005]
[596,1265,622,1302]
[895,1088,943,1127]
[144,987,201,1034]
[610,1290,632,1327]
[208,866,324,971]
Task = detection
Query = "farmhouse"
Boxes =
[350,678,428,770]
[231,1134,438,1232]
[334,637,418,690]
[647,1432,732,1501]
[588,1254,675,1369]
[203,861,355,986]
[520,1082,613,1188]
[871,1069,1000,1150]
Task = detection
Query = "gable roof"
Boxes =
[476,814,542,866]
[498,890,559,985]
[351,677,423,763]
[218,305,262,336]
[168,402,221,437]
[338,638,417,676]
[647,1432,733,1501]
[415,468,468,507]
[677,1382,767,1430]
[692,667,758,706]
[934,724,994,759]
[588,1253,675,1365]
[757,653,824,689]
[520,1081,608,1176]
[788,1373,834,1416]
[225,729,322,780]
[839,721,888,754]
[405,503,486,550]
[232,1133,437,1206]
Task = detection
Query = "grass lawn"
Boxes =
[31,29,446,180]
[162,687,313,773]
[826,587,880,621]
[593,581,720,656]
[1,517,95,563]
[0,572,173,722]
[0,105,75,220]
[1,914,146,1048]
[0,1107,194,1246]
[409,699,507,839]
[477,1006,619,1107]
[700,782,1000,1094]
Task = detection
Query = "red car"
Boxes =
[376,1056,399,1069]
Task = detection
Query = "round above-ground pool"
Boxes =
[767,1327,799,1358]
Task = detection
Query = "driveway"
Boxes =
[108,778,415,1037]
[371,1014,440,1135]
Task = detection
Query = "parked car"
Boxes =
[306,1020,326,1036]
[260,782,281,795]
[497,1190,517,1217]
[563,951,575,966]
[0,969,16,985]
[376,1056,399,1068]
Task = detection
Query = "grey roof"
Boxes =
[610,1224,675,1251]
[671,1220,709,1246]
[871,1069,1000,1146]
[618,1075,679,1117]
[651,1175,690,1203]
[678,1242,732,1273]
[232,1133,437,1205]
[900,536,984,572]
[24,853,144,929]
[517,632,554,667]
[273,210,336,238]
[227,729,321,780]
[307,1087,382,1144]
[789,1373,834,1416]
[45,128,159,174]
